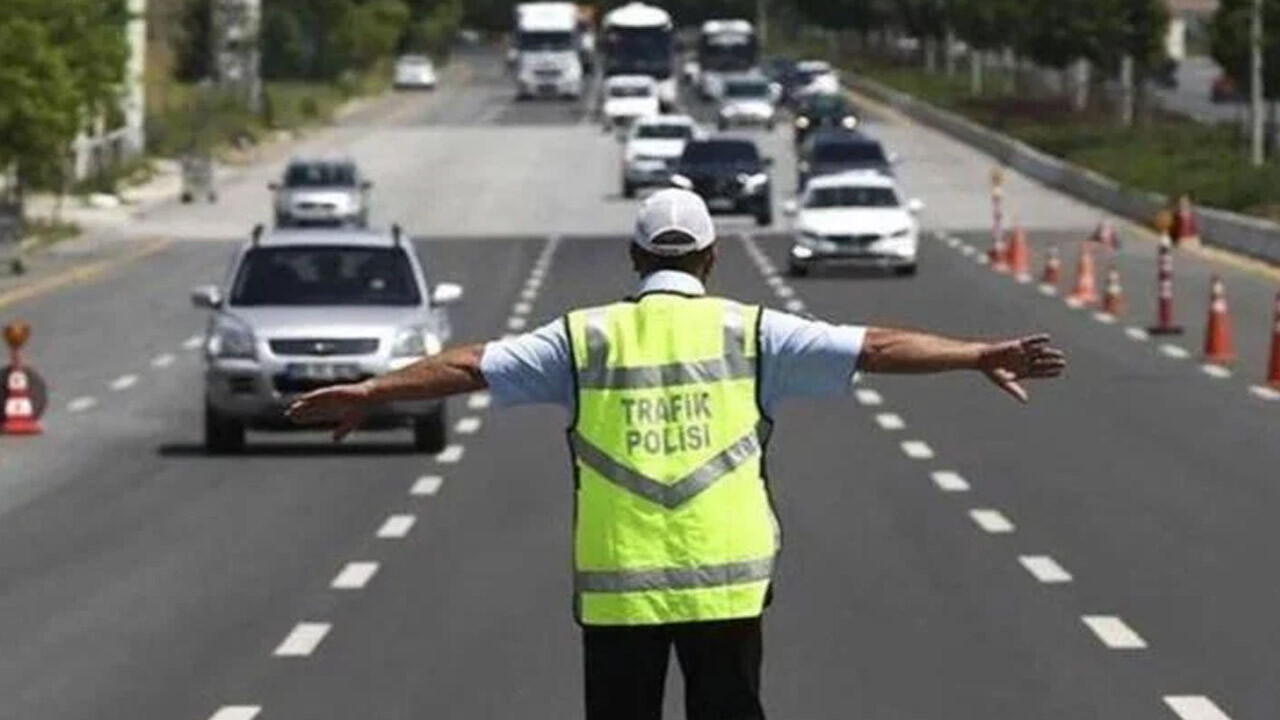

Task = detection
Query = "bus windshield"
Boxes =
[603,26,673,79]
[698,32,757,72]
[517,30,575,52]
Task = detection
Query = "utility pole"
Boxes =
[1250,0,1265,166]
[757,0,769,49]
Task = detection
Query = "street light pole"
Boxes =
[1250,0,1265,166]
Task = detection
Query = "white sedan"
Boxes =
[601,75,661,132]
[784,170,924,277]
[394,55,437,90]
[621,115,703,198]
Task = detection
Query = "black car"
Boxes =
[797,129,893,190]
[672,139,773,226]
[792,93,859,147]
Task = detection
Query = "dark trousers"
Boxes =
[582,618,766,720]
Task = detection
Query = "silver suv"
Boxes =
[191,225,463,453]
[270,157,371,228]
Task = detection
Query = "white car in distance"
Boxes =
[784,170,924,277]
[394,55,437,90]
[601,75,660,132]
[621,115,703,198]
[717,75,778,130]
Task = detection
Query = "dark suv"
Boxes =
[671,139,773,226]
[792,93,859,147]
[797,130,893,190]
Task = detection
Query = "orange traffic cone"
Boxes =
[1101,265,1124,317]
[1040,245,1061,292]
[2,366,42,435]
[988,234,1010,273]
[1007,225,1031,281]
[1266,291,1280,388]
[1067,243,1097,307]
[1203,275,1235,364]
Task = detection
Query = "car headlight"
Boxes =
[842,115,858,129]
[738,172,769,193]
[207,316,256,360]
[890,227,912,239]
[392,326,442,357]
[798,230,822,245]
[795,116,810,129]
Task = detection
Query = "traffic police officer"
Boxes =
[287,189,1066,720]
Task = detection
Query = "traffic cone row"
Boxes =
[1040,245,1061,292]
[1148,243,1184,335]
[1007,226,1032,282]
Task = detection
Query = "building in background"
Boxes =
[1166,0,1219,61]
[70,0,148,182]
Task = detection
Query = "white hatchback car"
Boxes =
[621,115,703,197]
[601,75,661,132]
[394,55,437,90]
[784,170,924,277]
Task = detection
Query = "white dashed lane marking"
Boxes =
[1038,285,1058,296]
[376,515,416,539]
[1093,312,1117,325]
[874,413,905,431]
[513,302,533,316]
[1164,695,1234,720]
[775,285,795,299]
[331,562,379,590]
[151,353,176,369]
[436,444,465,464]
[1019,555,1073,583]
[785,299,805,313]
[274,622,330,657]
[1200,364,1231,379]
[969,509,1015,534]
[412,475,443,496]
[960,245,976,257]
[1125,326,1151,341]
[67,396,97,413]
[520,287,537,302]
[930,470,970,492]
[182,335,204,350]
[1082,615,1147,649]
[854,389,883,406]
[1159,344,1190,359]
[900,440,934,459]
[455,417,482,434]
[468,392,492,410]
[1249,385,1280,401]
[208,707,261,720]
[508,317,528,331]
[110,374,138,391]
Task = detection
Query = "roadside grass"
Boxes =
[846,59,1280,222]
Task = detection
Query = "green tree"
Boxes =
[0,19,82,216]
[1211,0,1280,101]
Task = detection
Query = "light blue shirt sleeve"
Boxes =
[479,319,575,411]
[758,309,865,416]
[477,307,866,416]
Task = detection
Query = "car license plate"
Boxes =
[285,363,362,382]
[707,198,735,211]
[538,83,556,94]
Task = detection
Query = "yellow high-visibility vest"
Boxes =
[566,294,778,626]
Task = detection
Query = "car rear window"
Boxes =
[725,80,770,98]
[682,141,758,163]
[284,163,357,188]
[609,85,652,98]
[636,124,692,140]
[230,246,421,307]
[813,141,887,164]
[802,95,851,116]
[806,186,899,209]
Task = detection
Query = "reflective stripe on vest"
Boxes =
[568,296,777,626]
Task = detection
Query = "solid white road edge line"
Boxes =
[436,444,465,464]
[930,470,970,492]
[900,440,934,459]
[1081,615,1147,649]
[273,622,331,657]
[1163,695,1234,720]
[1019,555,1073,583]
[208,706,262,720]
[376,515,416,539]
[874,413,906,431]
[969,509,1015,534]
[412,475,443,496]
[331,561,379,590]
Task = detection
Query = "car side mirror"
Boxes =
[907,198,925,214]
[361,180,374,190]
[761,157,774,168]
[431,282,464,307]
[191,284,223,309]
[267,182,279,191]
[669,174,694,190]
[888,152,902,165]
[783,199,799,217]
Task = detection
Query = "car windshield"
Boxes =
[806,186,900,209]
[636,124,692,140]
[725,81,769,99]
[609,84,652,98]
[398,56,430,67]
[795,67,830,84]
[802,95,851,116]
[230,246,421,307]
[813,142,887,164]
[682,141,758,164]
[284,163,357,188]
[518,30,575,51]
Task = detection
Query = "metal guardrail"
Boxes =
[851,74,1280,266]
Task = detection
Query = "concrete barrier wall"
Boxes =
[853,75,1280,265]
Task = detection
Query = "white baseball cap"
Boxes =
[632,189,716,256]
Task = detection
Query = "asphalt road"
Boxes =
[0,49,1278,720]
